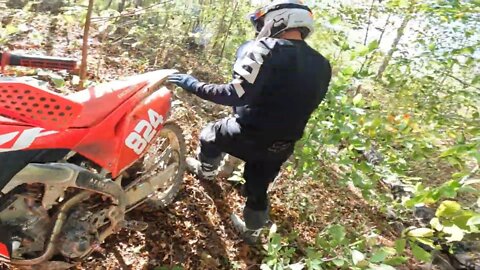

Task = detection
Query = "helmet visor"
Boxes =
[248,6,269,24]
[248,7,268,33]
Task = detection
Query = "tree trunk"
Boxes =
[376,12,411,80]
[359,13,391,73]
[363,0,376,45]
[217,1,239,64]
[106,0,113,9]
[79,0,95,89]
[210,0,229,55]
[118,0,126,12]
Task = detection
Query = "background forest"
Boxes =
[0,0,479,269]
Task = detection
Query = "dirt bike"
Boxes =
[0,52,186,267]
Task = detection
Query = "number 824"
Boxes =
[125,109,164,155]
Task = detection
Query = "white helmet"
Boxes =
[248,0,314,39]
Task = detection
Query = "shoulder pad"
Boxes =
[236,40,255,59]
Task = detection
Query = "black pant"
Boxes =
[199,117,294,211]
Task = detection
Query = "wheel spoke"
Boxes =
[124,123,185,209]
[150,164,177,190]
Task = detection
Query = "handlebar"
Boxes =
[0,52,78,72]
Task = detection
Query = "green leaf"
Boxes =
[356,45,370,56]
[436,201,461,217]
[430,218,444,231]
[329,16,342,25]
[452,212,475,229]
[368,40,379,52]
[407,228,435,238]
[411,243,432,262]
[384,256,408,266]
[440,145,471,158]
[332,258,345,267]
[398,0,409,7]
[5,24,18,35]
[51,77,65,88]
[307,258,323,270]
[351,250,365,266]
[342,66,355,76]
[394,239,406,254]
[328,225,346,245]
[472,75,480,85]
[435,183,459,199]
[62,14,75,24]
[371,248,390,263]
[387,0,409,8]
[353,94,363,106]
[443,225,465,242]
[416,237,435,248]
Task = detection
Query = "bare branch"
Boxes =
[79,0,94,89]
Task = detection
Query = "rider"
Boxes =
[168,0,332,243]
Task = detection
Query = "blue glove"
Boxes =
[167,74,200,93]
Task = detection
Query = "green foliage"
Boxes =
[262,224,408,269]
[295,0,480,266]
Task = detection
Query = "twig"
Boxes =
[217,1,239,64]
[376,10,412,80]
[79,0,95,89]
[445,73,480,91]
[113,247,131,270]
[90,0,174,22]
[359,13,391,73]
[363,0,377,45]
[189,185,218,216]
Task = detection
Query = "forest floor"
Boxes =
[1,10,417,270]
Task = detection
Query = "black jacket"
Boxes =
[190,37,332,141]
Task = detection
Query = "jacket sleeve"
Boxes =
[189,39,275,106]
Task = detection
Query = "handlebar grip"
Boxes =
[2,52,78,71]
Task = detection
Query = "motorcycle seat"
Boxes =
[67,79,148,128]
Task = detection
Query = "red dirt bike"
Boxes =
[0,52,186,267]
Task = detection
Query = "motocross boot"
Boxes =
[231,206,271,245]
[186,153,223,181]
